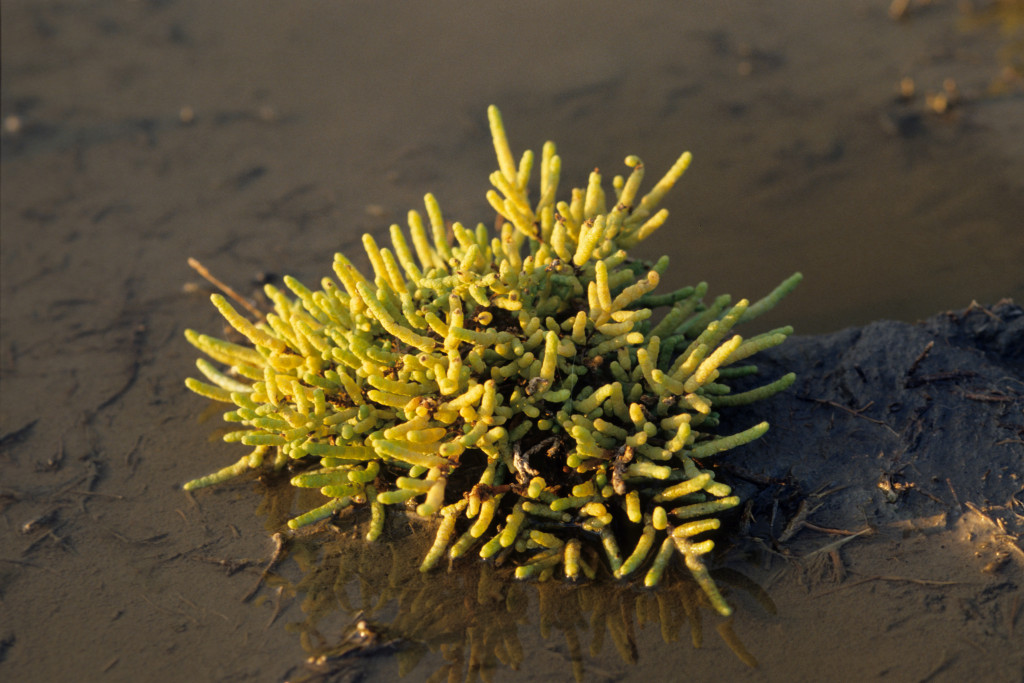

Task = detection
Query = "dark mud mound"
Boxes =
[723,300,1023,539]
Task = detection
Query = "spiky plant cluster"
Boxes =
[183,105,800,615]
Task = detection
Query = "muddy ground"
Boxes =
[2,1,1023,682]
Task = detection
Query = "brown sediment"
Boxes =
[2,1,1022,681]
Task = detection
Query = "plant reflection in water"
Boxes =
[254,477,772,682]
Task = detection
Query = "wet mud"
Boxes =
[2,1,1023,682]
[728,299,1023,539]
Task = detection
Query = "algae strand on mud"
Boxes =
[183,105,800,616]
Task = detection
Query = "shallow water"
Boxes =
[2,1,1022,681]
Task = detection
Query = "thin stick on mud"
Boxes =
[243,532,288,602]
[805,397,899,436]
[188,257,264,320]
[905,340,934,379]
[803,522,871,536]
[814,574,958,598]
[800,527,872,559]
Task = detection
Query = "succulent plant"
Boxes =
[183,105,800,615]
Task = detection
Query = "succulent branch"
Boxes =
[183,105,801,616]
